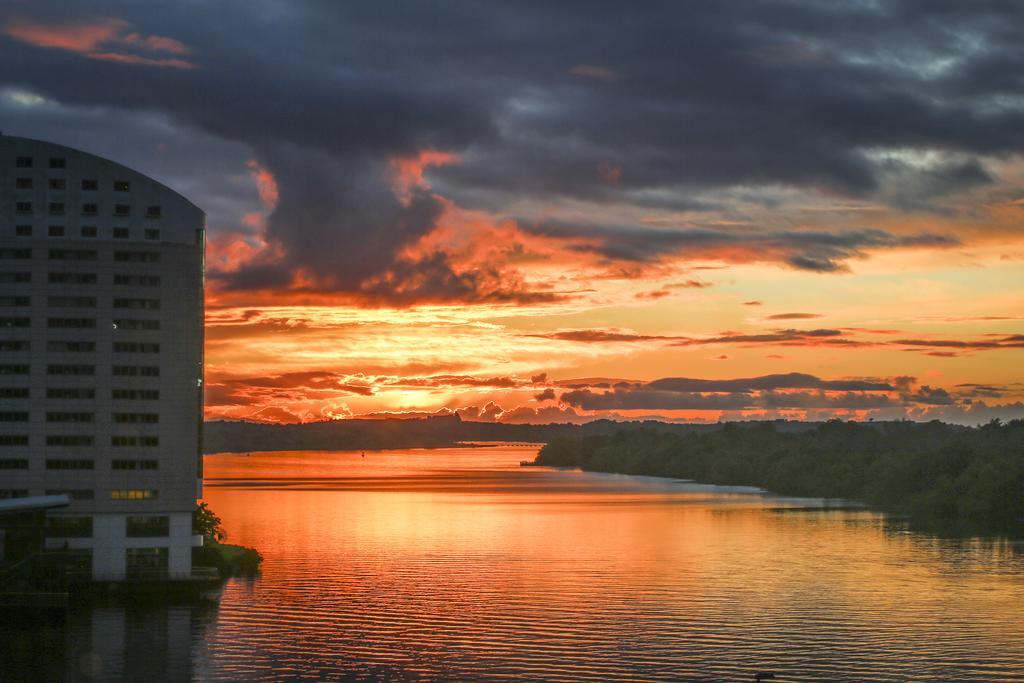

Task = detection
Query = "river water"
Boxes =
[4,445,1024,681]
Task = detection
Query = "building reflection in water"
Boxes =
[2,603,215,681]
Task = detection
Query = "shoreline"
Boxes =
[530,421,1024,541]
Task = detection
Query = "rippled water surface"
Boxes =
[7,446,1024,681]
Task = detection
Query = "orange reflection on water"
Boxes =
[200,446,1024,681]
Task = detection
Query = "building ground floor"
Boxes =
[1,500,201,581]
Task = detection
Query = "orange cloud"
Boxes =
[389,149,459,202]
[207,231,276,275]
[3,16,195,68]
[246,160,279,210]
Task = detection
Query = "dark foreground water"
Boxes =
[3,446,1024,682]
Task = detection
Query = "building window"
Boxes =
[0,318,30,328]
[144,229,160,240]
[0,365,30,375]
[45,435,94,447]
[48,178,66,190]
[111,436,159,447]
[112,459,158,470]
[47,364,95,376]
[46,412,94,423]
[15,225,32,237]
[45,459,94,469]
[145,206,161,218]
[112,319,160,330]
[0,459,29,469]
[0,388,29,398]
[49,157,66,169]
[113,180,131,192]
[113,251,159,263]
[15,177,32,189]
[48,225,65,237]
[113,298,160,310]
[114,205,130,217]
[80,226,97,238]
[46,516,93,538]
[45,489,95,500]
[0,341,30,352]
[113,413,159,424]
[16,156,32,168]
[113,342,160,353]
[48,296,95,308]
[49,272,97,285]
[49,249,97,261]
[112,366,159,377]
[0,248,32,259]
[48,318,96,329]
[126,516,169,537]
[126,547,168,579]
[15,201,32,214]
[0,490,29,499]
[47,388,95,399]
[82,179,98,191]
[0,435,29,445]
[112,389,159,400]
[0,272,31,283]
[81,203,98,216]
[47,341,95,352]
[114,274,161,286]
[48,202,64,215]
[113,228,130,239]
[0,296,30,307]
[112,489,159,501]
[0,412,29,422]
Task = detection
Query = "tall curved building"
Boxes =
[0,134,204,580]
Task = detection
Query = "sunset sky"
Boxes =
[3,1,1022,425]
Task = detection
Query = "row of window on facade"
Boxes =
[0,458,158,470]
[44,514,171,538]
[0,341,161,353]
[0,318,161,330]
[0,488,159,501]
[0,248,160,261]
[14,200,161,219]
[0,412,159,422]
[0,364,160,376]
[0,273,160,285]
[14,224,161,240]
[0,297,161,309]
[0,388,159,400]
[0,435,160,446]
[14,175,147,196]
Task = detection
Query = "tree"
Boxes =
[193,501,227,543]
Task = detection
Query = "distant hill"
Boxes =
[202,414,823,454]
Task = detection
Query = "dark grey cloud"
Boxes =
[532,327,868,347]
[647,373,894,393]
[521,223,958,272]
[2,0,1021,299]
[559,372,923,411]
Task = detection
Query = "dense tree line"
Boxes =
[202,415,730,453]
[534,419,1024,536]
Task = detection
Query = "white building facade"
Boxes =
[0,134,204,579]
